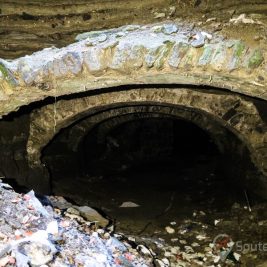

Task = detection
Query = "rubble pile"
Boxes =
[0,181,152,267]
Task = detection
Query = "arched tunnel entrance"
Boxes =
[28,87,267,199]
[42,110,252,195]
[39,95,264,240]
[1,85,267,264]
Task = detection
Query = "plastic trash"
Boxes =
[165,226,175,234]
[46,220,58,235]
[119,202,140,208]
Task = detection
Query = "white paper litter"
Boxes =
[119,201,140,208]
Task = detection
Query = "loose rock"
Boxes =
[75,205,109,227]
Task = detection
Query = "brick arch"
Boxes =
[61,105,229,155]
[27,87,267,178]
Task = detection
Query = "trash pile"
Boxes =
[0,180,154,267]
[124,204,267,267]
[126,219,240,267]
[1,179,266,266]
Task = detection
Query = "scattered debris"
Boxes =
[0,182,152,266]
[244,190,252,212]
[165,226,175,234]
[168,6,176,17]
[200,31,212,40]
[0,178,266,266]
[154,12,166,19]
[206,17,217,23]
[229,13,262,24]
[75,205,109,227]
[196,234,207,241]
[137,245,154,257]
[25,190,49,218]
[120,201,140,208]
[233,252,241,261]
[214,219,220,226]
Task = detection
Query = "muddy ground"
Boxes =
[52,154,267,266]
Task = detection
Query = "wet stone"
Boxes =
[248,49,264,69]
[228,41,246,71]
[191,32,206,48]
[210,44,226,71]
[168,43,189,68]
[74,205,109,228]
[162,24,178,35]
[154,42,174,69]
[198,45,214,66]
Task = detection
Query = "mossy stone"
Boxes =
[248,49,264,69]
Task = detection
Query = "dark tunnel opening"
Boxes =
[82,118,218,175]
[41,111,261,238]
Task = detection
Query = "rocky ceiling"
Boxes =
[0,0,267,59]
[0,20,266,119]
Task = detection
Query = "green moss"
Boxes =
[179,43,189,58]
[184,53,193,66]
[228,41,246,70]
[248,49,264,69]
[214,48,221,58]
[155,41,174,69]
[234,42,245,58]
[0,62,17,87]
[214,44,224,58]
[0,63,9,79]
[163,40,174,46]
[198,45,213,65]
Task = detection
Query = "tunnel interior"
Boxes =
[41,104,260,236]
[82,117,218,176]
